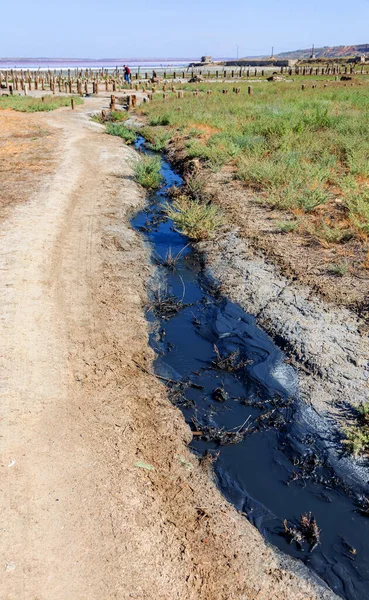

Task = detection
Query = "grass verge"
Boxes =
[0,95,83,112]
[138,80,369,239]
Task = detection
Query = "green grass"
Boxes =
[165,195,222,240]
[138,80,369,236]
[140,125,173,151]
[105,122,137,144]
[0,95,83,112]
[91,109,129,124]
[132,155,162,189]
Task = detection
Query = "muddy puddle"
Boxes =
[131,137,369,600]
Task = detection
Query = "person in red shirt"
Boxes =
[123,65,131,84]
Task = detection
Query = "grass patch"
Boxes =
[343,403,369,456]
[0,95,83,112]
[105,122,137,144]
[133,155,162,189]
[275,220,298,233]
[165,195,222,240]
[140,125,173,151]
[327,262,348,276]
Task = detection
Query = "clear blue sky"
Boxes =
[2,0,369,58]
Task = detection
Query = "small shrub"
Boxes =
[140,126,173,151]
[343,403,369,456]
[133,155,162,189]
[327,262,348,277]
[111,110,129,122]
[149,114,172,126]
[105,123,137,144]
[184,172,209,200]
[165,195,222,240]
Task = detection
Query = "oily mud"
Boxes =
[131,137,369,600]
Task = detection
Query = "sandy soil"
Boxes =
[0,98,338,599]
[0,110,57,219]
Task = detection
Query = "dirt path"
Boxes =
[0,99,337,599]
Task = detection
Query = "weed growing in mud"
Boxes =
[105,122,137,144]
[283,512,321,552]
[148,280,188,320]
[343,402,369,456]
[133,155,163,189]
[165,195,222,240]
[0,95,83,112]
[212,345,251,372]
[191,416,251,445]
[153,244,190,269]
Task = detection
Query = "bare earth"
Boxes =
[0,99,337,599]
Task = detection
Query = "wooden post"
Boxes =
[163,93,168,101]
[132,94,137,107]
[301,84,305,90]
[9,84,13,95]
[207,89,212,95]
[248,86,252,95]
[71,98,75,110]
[110,95,116,110]
[177,91,183,98]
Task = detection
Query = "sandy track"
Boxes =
[0,99,338,599]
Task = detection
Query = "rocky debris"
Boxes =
[188,75,204,83]
[267,75,286,82]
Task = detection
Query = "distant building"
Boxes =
[201,55,212,63]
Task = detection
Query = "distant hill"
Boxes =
[255,44,369,60]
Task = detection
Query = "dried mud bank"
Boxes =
[198,231,369,484]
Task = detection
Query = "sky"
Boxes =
[2,0,369,58]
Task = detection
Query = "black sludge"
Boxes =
[131,137,369,600]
